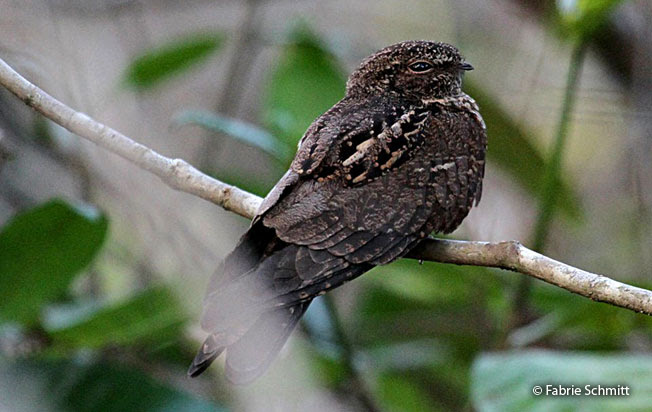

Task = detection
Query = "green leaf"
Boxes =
[46,286,186,353]
[262,23,346,149]
[1,358,226,412]
[465,81,582,221]
[556,0,626,40]
[0,200,108,325]
[57,363,224,412]
[174,110,293,163]
[471,350,652,412]
[123,33,224,90]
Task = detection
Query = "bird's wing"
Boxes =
[264,96,487,262]
[263,100,444,266]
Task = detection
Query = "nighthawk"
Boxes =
[189,40,487,383]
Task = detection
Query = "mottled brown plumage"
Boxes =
[189,40,487,383]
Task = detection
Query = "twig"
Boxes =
[406,240,652,315]
[1,56,651,317]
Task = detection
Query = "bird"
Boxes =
[188,40,487,383]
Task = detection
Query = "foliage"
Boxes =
[530,42,587,251]
[0,359,224,412]
[465,82,582,221]
[0,200,216,411]
[46,286,186,354]
[123,33,224,90]
[262,23,347,150]
[555,0,628,40]
[173,110,293,163]
[0,200,108,325]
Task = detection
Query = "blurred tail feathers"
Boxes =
[187,302,310,383]
[189,219,368,383]
[187,334,225,378]
[188,224,314,383]
[224,301,310,384]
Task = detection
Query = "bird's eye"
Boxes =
[408,61,434,73]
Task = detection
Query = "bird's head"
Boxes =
[346,40,472,101]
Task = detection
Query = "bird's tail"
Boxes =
[189,221,367,383]
[189,221,315,383]
[187,334,225,378]
[225,301,310,383]
[187,300,310,383]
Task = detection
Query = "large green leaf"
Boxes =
[471,350,652,412]
[465,81,582,220]
[0,358,225,412]
[262,24,347,149]
[45,286,186,353]
[0,200,108,325]
[123,33,224,90]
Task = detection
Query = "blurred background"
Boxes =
[1,0,651,411]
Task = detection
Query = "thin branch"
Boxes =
[1,57,651,317]
[406,240,652,315]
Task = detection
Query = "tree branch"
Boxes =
[0,59,259,220]
[406,241,652,315]
[1,57,651,316]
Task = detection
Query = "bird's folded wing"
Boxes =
[263,101,441,267]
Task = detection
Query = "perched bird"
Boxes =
[189,40,487,383]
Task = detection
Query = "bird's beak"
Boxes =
[459,62,474,71]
